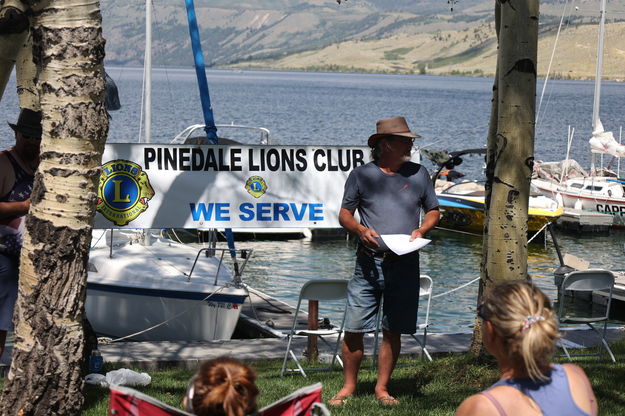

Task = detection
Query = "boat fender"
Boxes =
[574,199,583,210]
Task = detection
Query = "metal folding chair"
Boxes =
[280,279,349,377]
[373,275,434,364]
[558,269,616,362]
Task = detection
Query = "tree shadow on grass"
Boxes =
[580,358,625,416]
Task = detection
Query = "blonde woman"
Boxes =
[456,280,598,416]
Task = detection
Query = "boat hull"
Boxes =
[437,194,563,234]
[86,234,248,342]
[532,178,625,228]
[86,283,247,341]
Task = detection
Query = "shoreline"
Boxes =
[102,64,625,83]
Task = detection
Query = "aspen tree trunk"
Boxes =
[0,0,29,99]
[15,32,39,110]
[0,0,108,413]
[485,0,538,281]
[470,0,539,355]
[469,1,501,357]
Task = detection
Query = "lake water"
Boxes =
[2,68,625,333]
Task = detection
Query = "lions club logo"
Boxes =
[97,160,155,226]
[245,176,267,198]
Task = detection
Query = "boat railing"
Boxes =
[188,247,254,286]
[171,124,271,145]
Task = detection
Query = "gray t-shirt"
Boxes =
[341,161,439,252]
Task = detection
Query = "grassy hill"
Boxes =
[235,20,625,81]
[101,0,625,80]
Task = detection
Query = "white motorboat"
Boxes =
[86,230,251,341]
[424,149,563,234]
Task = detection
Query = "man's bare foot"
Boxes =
[327,394,351,406]
[376,395,400,405]
[328,387,355,406]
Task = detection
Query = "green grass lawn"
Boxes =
[81,340,625,415]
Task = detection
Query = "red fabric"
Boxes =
[108,388,189,416]
[257,387,322,416]
[109,385,323,416]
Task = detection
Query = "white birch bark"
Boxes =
[0,0,29,100]
[484,0,539,284]
[0,0,107,413]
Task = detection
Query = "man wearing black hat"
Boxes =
[0,108,42,360]
[330,116,440,406]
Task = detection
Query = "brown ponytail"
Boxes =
[190,357,259,416]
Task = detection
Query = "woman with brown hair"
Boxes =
[455,280,598,416]
[183,357,259,416]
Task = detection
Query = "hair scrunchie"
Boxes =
[522,315,545,332]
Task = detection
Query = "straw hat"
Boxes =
[368,116,421,148]
[8,108,42,139]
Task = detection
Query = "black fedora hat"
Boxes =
[8,108,42,139]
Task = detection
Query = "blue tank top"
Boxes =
[0,151,34,257]
[482,364,591,416]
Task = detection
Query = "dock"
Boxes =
[555,208,613,233]
[96,328,625,371]
[593,271,625,310]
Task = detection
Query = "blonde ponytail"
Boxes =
[480,280,560,382]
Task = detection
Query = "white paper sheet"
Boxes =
[380,234,431,255]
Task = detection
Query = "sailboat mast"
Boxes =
[144,0,152,143]
[143,0,153,246]
[592,0,606,134]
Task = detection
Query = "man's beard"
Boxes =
[402,148,413,161]
[20,149,39,163]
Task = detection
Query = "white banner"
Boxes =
[94,144,372,229]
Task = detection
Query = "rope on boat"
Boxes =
[166,228,185,244]
[90,230,106,249]
[97,285,229,344]
[536,0,571,125]
[243,285,291,315]
[527,221,552,244]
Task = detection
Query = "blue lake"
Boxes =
[2,68,625,333]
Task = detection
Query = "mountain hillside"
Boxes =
[239,20,625,80]
[101,0,625,79]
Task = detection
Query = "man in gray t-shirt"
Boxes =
[329,116,440,407]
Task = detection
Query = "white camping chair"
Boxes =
[373,275,434,365]
[558,269,616,362]
[280,279,349,377]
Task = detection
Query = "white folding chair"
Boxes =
[280,279,349,377]
[558,269,616,362]
[411,275,433,361]
[373,275,434,364]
